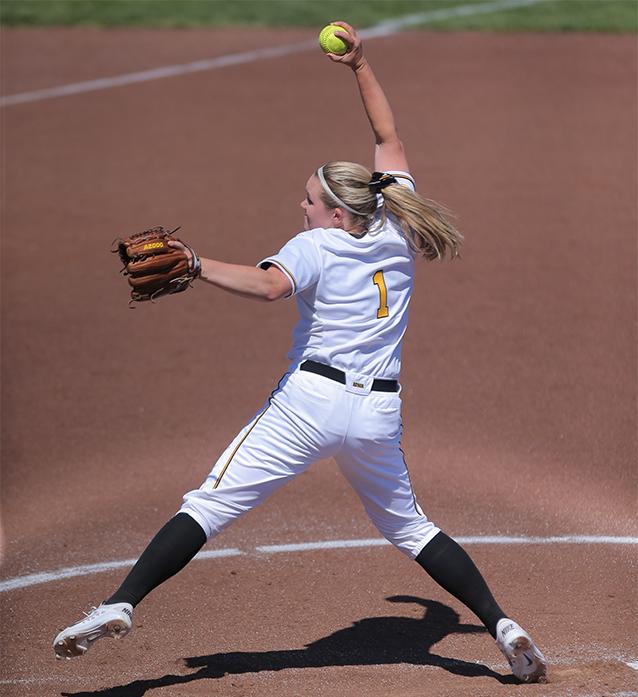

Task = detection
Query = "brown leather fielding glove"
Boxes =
[114,226,200,303]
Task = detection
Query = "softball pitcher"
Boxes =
[53,22,547,683]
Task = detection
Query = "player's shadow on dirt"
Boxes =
[62,596,517,696]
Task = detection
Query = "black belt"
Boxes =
[300,360,398,393]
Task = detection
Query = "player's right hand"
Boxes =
[326,21,364,70]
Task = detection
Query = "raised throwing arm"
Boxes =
[327,21,410,174]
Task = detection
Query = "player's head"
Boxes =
[301,162,376,232]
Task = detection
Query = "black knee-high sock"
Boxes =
[106,513,207,608]
[416,531,506,638]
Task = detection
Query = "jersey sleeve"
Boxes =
[257,231,322,297]
[386,170,416,191]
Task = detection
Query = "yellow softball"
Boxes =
[318,24,350,56]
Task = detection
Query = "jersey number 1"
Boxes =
[373,270,389,318]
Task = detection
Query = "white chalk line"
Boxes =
[0,547,241,593]
[576,693,638,697]
[0,0,547,108]
[1,534,636,594]
[258,535,638,554]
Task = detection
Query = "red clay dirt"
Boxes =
[1,27,636,697]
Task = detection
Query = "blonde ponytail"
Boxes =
[381,184,462,260]
[319,161,462,260]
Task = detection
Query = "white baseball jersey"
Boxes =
[259,173,417,380]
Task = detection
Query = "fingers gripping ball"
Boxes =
[114,226,201,303]
[319,24,350,56]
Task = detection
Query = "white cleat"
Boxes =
[496,618,548,683]
[53,602,133,659]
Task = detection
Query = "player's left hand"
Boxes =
[167,239,195,270]
[326,21,364,69]
[114,226,201,303]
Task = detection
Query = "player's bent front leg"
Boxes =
[52,375,331,659]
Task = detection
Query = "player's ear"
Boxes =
[332,207,346,228]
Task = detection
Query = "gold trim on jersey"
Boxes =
[212,405,270,489]
[270,260,297,296]
[210,371,289,489]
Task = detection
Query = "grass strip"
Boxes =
[1,0,636,32]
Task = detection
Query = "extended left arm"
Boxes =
[168,241,291,301]
[198,257,291,301]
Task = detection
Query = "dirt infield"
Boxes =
[1,27,637,696]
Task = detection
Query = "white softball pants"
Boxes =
[180,368,439,559]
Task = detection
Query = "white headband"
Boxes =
[316,166,361,216]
